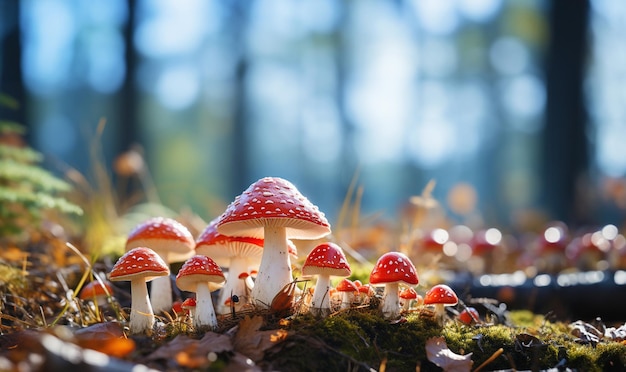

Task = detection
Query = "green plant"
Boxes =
[0,113,82,241]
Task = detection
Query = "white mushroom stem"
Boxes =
[340,291,353,310]
[217,256,250,314]
[149,274,172,314]
[251,226,292,308]
[432,303,446,324]
[128,279,155,334]
[194,282,218,330]
[310,274,331,315]
[380,282,401,319]
[401,298,412,311]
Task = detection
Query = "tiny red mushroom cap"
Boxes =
[109,247,170,282]
[301,242,351,277]
[79,280,113,300]
[335,278,358,293]
[459,307,480,325]
[399,287,418,301]
[216,177,331,239]
[176,255,225,292]
[370,252,419,286]
[181,297,196,310]
[126,217,195,262]
[423,284,459,306]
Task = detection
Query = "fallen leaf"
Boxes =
[425,336,473,372]
[233,315,291,363]
[145,332,233,369]
[74,322,135,358]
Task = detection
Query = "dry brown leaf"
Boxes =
[425,336,473,372]
[145,332,233,369]
[233,315,291,363]
[74,322,135,358]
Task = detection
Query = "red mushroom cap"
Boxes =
[238,272,250,280]
[423,284,458,306]
[216,177,331,239]
[459,306,480,325]
[335,278,358,293]
[399,287,418,300]
[109,247,170,282]
[358,284,374,295]
[176,255,225,293]
[370,252,419,286]
[301,242,351,277]
[182,297,196,309]
[79,280,113,300]
[195,218,264,267]
[421,229,448,252]
[126,217,195,262]
[172,301,184,315]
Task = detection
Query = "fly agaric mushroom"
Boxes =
[79,280,114,307]
[126,217,195,314]
[176,255,225,330]
[216,177,331,309]
[399,287,418,311]
[335,278,358,310]
[370,252,419,319]
[423,284,459,325]
[195,218,264,314]
[109,247,170,334]
[301,242,351,316]
[181,297,196,320]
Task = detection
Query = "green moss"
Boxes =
[263,308,626,371]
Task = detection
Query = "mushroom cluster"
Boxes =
[216,177,331,308]
[125,217,195,314]
[106,176,472,336]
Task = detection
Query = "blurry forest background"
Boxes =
[1,0,626,233]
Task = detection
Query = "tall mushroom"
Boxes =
[301,242,351,316]
[370,252,419,319]
[176,255,225,330]
[109,247,170,334]
[216,177,331,308]
[195,218,264,314]
[126,217,195,314]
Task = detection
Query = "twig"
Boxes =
[473,347,504,372]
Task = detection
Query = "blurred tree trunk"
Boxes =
[227,0,251,193]
[0,0,26,134]
[542,0,590,225]
[119,0,138,151]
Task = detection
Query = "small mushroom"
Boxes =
[176,255,225,330]
[216,177,331,309]
[335,278,358,310]
[79,280,113,307]
[399,287,418,311]
[370,252,419,319]
[109,247,170,334]
[181,297,197,321]
[458,306,480,325]
[423,284,459,325]
[126,217,195,314]
[301,242,351,317]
